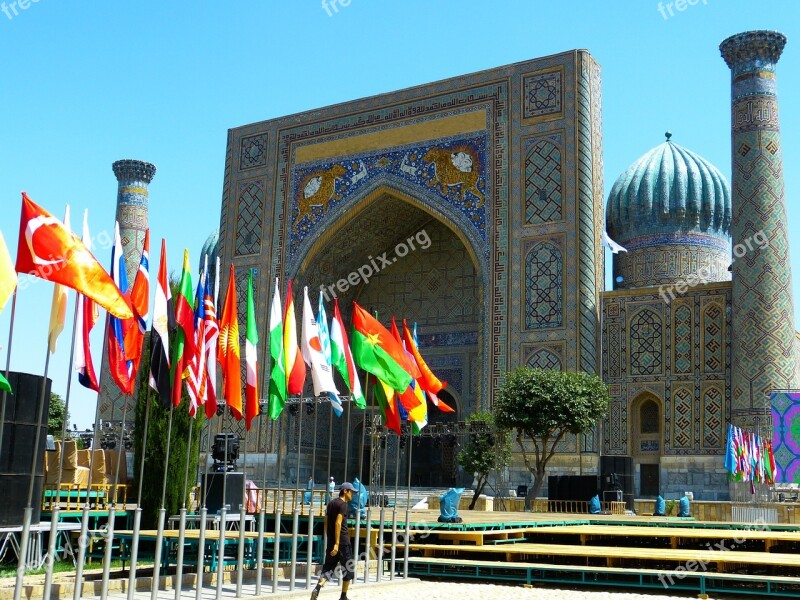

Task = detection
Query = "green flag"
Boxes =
[0,373,11,394]
[268,278,287,420]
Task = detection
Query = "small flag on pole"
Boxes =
[268,278,286,420]
[218,264,242,420]
[0,231,17,314]
[244,270,260,430]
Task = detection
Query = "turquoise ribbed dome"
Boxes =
[199,229,219,272]
[606,134,732,290]
[606,135,731,243]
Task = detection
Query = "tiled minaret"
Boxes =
[97,160,156,423]
[721,31,797,428]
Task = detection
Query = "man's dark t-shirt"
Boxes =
[326,497,349,547]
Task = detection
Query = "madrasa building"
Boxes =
[114,29,792,501]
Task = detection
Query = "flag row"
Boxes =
[0,193,453,434]
[724,423,777,485]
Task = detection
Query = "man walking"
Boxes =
[311,482,356,600]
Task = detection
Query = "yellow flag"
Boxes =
[0,231,16,313]
[47,206,71,354]
[48,283,68,354]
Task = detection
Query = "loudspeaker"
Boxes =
[0,372,51,527]
[201,472,245,514]
[548,475,598,501]
[600,456,633,478]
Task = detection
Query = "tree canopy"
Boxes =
[48,392,68,439]
[494,367,610,507]
[457,411,511,509]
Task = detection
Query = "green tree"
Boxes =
[494,367,610,509]
[133,333,205,528]
[48,392,69,439]
[457,411,511,509]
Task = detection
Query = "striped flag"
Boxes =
[75,210,99,392]
[244,270,260,430]
[284,279,306,395]
[218,264,242,420]
[107,222,135,393]
[47,206,70,354]
[268,278,286,420]
[300,287,340,413]
[317,293,343,415]
[330,298,365,409]
[0,231,17,314]
[404,320,454,412]
[149,239,173,408]
[203,258,220,419]
[187,271,207,417]
[124,230,150,382]
[170,250,195,407]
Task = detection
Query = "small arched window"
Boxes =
[640,399,659,435]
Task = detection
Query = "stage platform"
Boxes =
[393,508,800,598]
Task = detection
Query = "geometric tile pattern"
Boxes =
[524,137,562,224]
[629,309,663,376]
[601,286,732,457]
[235,182,264,256]
[702,385,724,449]
[576,54,603,374]
[702,302,724,374]
[671,386,693,449]
[526,348,562,371]
[522,69,563,119]
[525,241,563,329]
[240,133,268,170]
[724,32,798,425]
[673,304,693,374]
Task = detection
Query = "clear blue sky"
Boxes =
[1,0,799,429]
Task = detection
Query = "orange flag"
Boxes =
[15,193,132,319]
[218,264,243,420]
[403,320,454,412]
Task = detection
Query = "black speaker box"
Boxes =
[0,372,51,527]
[600,456,633,478]
[200,472,245,514]
[548,475,598,501]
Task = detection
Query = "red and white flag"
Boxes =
[75,210,99,392]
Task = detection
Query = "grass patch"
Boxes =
[0,559,153,579]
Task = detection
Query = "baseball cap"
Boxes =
[340,482,356,492]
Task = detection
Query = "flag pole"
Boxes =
[0,289,18,466]
[324,406,333,554]
[175,413,194,599]
[290,401,303,590]
[377,431,389,582]
[403,425,413,579]
[272,412,283,594]
[343,396,352,481]
[196,411,215,600]
[13,343,53,600]
[214,410,228,600]
[100,394,129,598]
[74,312,111,600]
[127,383,153,600]
[255,410,267,596]
[43,295,79,600]
[306,400,319,591]
[353,374,370,582]
[390,428,400,580]
[150,402,174,600]
[235,425,248,597]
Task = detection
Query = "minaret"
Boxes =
[721,31,797,429]
[97,159,156,423]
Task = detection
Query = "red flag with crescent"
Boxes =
[15,193,132,319]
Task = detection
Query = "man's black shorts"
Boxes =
[320,543,354,581]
